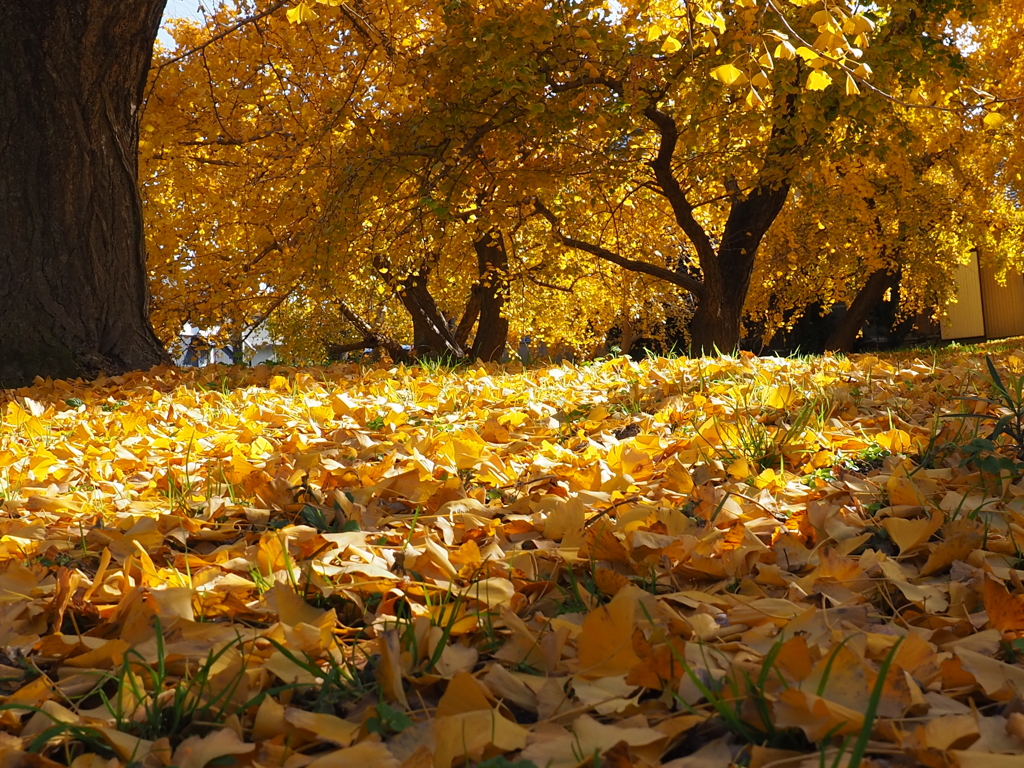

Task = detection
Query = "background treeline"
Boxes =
[142,0,1024,364]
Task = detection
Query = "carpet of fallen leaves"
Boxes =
[3,348,1024,768]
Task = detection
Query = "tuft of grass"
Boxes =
[720,388,830,473]
[948,355,1024,456]
[644,602,807,751]
[940,354,1024,479]
[824,637,904,768]
[365,700,412,737]
[264,637,376,714]
[99,623,253,743]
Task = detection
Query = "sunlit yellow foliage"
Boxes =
[143,0,1013,360]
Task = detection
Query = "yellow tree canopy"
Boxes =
[143,0,1011,360]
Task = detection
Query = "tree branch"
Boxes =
[155,0,290,70]
[336,299,406,361]
[327,339,380,356]
[641,104,717,270]
[453,285,481,348]
[532,199,704,298]
[547,73,624,96]
[178,130,294,147]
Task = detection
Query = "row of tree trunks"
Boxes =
[0,1,889,378]
[0,0,171,387]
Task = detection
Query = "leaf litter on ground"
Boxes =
[1,348,1024,767]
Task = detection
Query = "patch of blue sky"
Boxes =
[159,0,209,47]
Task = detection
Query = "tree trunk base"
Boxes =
[0,0,170,387]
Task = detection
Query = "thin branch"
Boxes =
[337,2,394,58]
[523,273,573,293]
[155,0,290,70]
[548,74,624,96]
[178,130,294,147]
[336,298,406,361]
[328,339,380,355]
[241,286,297,343]
[532,198,705,298]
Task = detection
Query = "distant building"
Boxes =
[175,323,279,367]
[941,253,1024,341]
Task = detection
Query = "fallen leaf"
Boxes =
[983,575,1024,632]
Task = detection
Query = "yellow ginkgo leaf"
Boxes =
[806,69,833,91]
[853,14,875,34]
[882,513,942,555]
[661,36,682,54]
[710,64,747,86]
[885,465,928,507]
[983,111,1005,128]
[845,73,861,95]
[577,587,642,678]
[286,2,319,23]
[810,10,835,30]
[774,40,797,60]
[646,24,664,42]
[695,10,716,27]
[764,385,798,409]
[171,729,254,768]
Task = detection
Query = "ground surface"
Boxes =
[2,347,1024,768]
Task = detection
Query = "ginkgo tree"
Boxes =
[747,104,1024,352]
[144,2,376,360]
[144,0,1009,364]
[146,0,648,361]
[0,0,170,387]
[513,0,1004,353]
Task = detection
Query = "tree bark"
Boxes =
[644,92,796,355]
[0,0,170,387]
[688,181,791,354]
[336,298,406,361]
[453,286,481,350]
[396,269,464,358]
[825,267,901,353]
[470,230,510,362]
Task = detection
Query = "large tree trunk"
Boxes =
[688,282,737,355]
[825,267,901,353]
[0,1,170,387]
[688,182,791,355]
[396,269,463,358]
[470,230,509,362]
